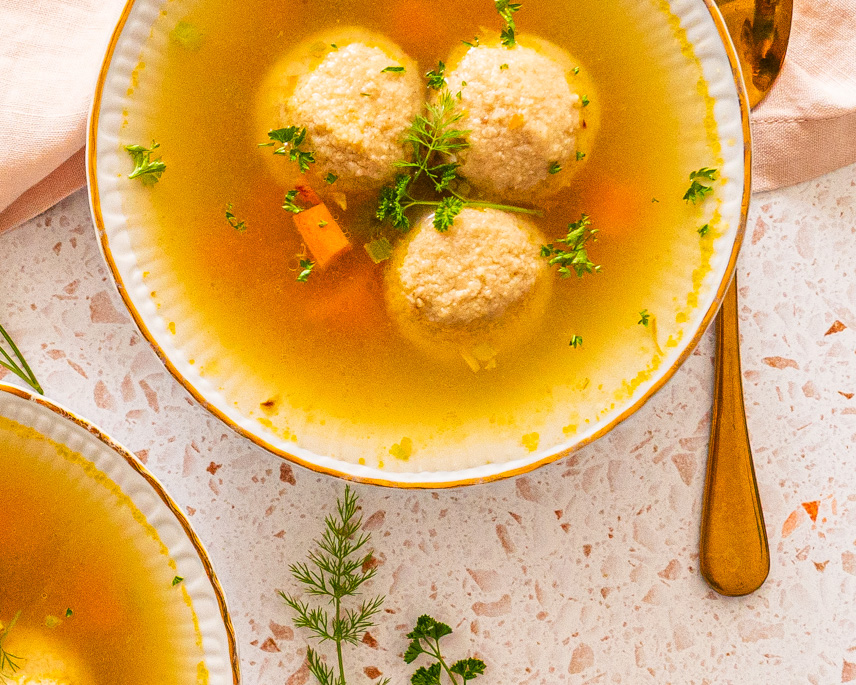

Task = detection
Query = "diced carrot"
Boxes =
[293,203,351,267]
[295,181,323,207]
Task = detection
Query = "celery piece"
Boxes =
[364,237,393,264]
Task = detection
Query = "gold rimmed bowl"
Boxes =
[88,0,749,487]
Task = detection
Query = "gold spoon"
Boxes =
[699,0,793,597]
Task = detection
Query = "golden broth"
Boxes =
[0,417,201,684]
[122,0,723,470]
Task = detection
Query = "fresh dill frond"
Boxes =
[404,615,486,685]
[495,0,522,47]
[125,141,166,185]
[263,127,316,173]
[683,167,718,204]
[0,324,43,394]
[279,485,389,685]
[225,203,248,233]
[376,90,541,232]
[540,214,601,279]
[0,611,24,683]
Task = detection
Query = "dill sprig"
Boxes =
[125,141,166,185]
[0,611,24,684]
[404,615,486,685]
[377,90,541,233]
[0,324,43,394]
[540,213,602,279]
[279,486,390,685]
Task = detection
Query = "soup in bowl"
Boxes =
[88,0,748,486]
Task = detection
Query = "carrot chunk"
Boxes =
[293,203,351,267]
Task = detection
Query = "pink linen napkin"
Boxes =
[0,0,123,233]
[1,0,855,233]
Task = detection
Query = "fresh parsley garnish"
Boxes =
[462,36,480,48]
[172,576,183,586]
[283,189,307,214]
[573,66,580,75]
[0,612,23,682]
[279,485,389,685]
[576,151,586,161]
[65,608,73,618]
[569,335,583,348]
[125,141,166,185]
[261,127,316,173]
[0,323,42,394]
[581,95,590,107]
[296,259,315,283]
[638,310,650,326]
[548,162,561,174]
[683,167,718,204]
[426,61,446,90]
[404,615,486,685]
[698,223,711,237]
[500,63,509,70]
[225,203,248,233]
[381,65,405,73]
[377,90,541,232]
[495,0,522,47]
[325,172,338,184]
[540,214,601,279]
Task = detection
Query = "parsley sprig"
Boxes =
[377,90,541,233]
[540,214,601,278]
[125,142,166,185]
[495,0,522,47]
[0,324,42,394]
[279,486,389,685]
[683,167,718,204]
[296,259,315,283]
[261,127,316,173]
[0,611,23,683]
[225,203,248,233]
[404,615,486,685]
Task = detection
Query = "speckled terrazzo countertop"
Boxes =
[2,161,856,684]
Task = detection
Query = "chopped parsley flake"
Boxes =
[698,223,711,237]
[638,310,651,326]
[125,142,166,185]
[262,126,315,172]
[573,66,580,75]
[495,0,522,47]
[462,36,481,47]
[540,213,601,279]
[296,259,315,283]
[172,576,183,586]
[683,167,718,204]
[282,189,307,214]
[569,335,583,348]
[318,220,328,228]
[581,95,590,107]
[325,172,338,184]
[225,203,248,233]
[381,65,405,73]
[576,151,586,161]
[500,63,509,70]
[548,161,562,174]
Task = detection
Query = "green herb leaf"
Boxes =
[581,94,590,107]
[638,309,650,326]
[65,608,73,618]
[283,189,307,214]
[225,203,248,233]
[495,0,522,47]
[462,36,480,47]
[125,142,166,185]
[0,611,23,681]
[433,197,464,232]
[450,658,487,681]
[541,214,601,279]
[325,172,338,184]
[365,237,394,264]
[569,335,583,348]
[573,66,580,75]
[382,65,405,73]
[408,615,453,642]
[500,63,509,70]
[170,20,203,51]
[683,167,718,204]
[296,259,315,283]
[265,127,316,172]
[698,223,710,237]
[0,323,43,394]
[576,151,586,161]
[412,663,443,685]
[426,61,446,90]
[548,161,561,174]
[172,576,183,586]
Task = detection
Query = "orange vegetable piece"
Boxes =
[293,203,351,268]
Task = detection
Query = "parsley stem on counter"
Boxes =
[279,486,389,685]
[404,615,486,685]
[0,324,43,394]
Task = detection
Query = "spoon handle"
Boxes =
[700,275,770,596]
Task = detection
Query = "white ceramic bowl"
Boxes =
[0,383,240,682]
[88,0,749,487]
